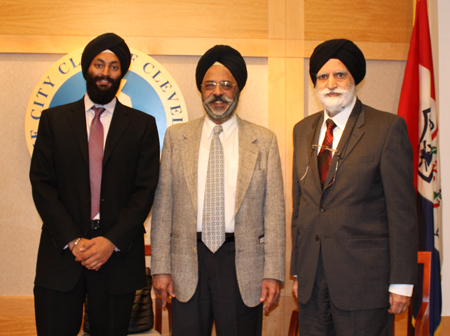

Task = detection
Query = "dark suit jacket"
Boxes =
[30,98,160,295]
[290,99,418,311]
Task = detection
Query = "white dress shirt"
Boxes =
[197,115,239,233]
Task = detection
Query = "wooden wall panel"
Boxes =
[304,0,413,43]
[0,0,412,60]
[305,0,413,43]
[1,0,268,39]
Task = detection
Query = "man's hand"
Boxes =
[260,279,281,312]
[153,274,175,307]
[75,237,115,271]
[292,278,298,299]
[69,238,92,258]
[388,292,411,315]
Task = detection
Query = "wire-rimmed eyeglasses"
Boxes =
[201,81,237,92]
[301,145,341,190]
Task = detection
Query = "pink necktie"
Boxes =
[317,119,337,188]
[89,107,105,219]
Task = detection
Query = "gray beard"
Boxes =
[203,92,240,123]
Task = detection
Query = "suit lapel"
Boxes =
[103,102,130,165]
[336,99,365,162]
[67,99,89,163]
[235,117,261,215]
[308,114,325,192]
[180,117,204,216]
[323,99,365,189]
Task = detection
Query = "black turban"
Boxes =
[309,39,366,86]
[196,45,247,91]
[81,33,131,79]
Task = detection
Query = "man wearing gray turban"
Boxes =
[290,38,418,335]
[30,33,160,335]
[151,45,285,336]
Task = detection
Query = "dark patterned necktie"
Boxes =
[202,125,225,253]
[317,119,337,188]
[89,107,105,220]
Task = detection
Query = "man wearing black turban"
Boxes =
[151,45,285,336]
[30,33,160,335]
[290,39,418,335]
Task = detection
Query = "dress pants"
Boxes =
[171,236,263,336]
[35,224,136,336]
[34,266,135,336]
[297,251,394,336]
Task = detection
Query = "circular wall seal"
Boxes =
[25,48,188,156]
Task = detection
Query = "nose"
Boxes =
[212,83,222,95]
[326,76,337,89]
[101,65,110,76]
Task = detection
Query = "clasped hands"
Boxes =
[68,237,116,271]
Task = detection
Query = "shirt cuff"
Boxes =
[389,284,414,297]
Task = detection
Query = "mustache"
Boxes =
[95,75,113,83]
[205,94,233,104]
[318,87,349,95]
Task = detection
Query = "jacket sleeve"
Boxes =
[380,116,418,285]
[262,131,286,282]
[29,110,81,251]
[150,126,175,275]
[290,124,302,275]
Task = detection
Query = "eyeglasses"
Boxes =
[201,81,237,92]
[315,71,350,83]
[301,145,341,190]
[312,144,340,156]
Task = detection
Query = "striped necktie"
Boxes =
[317,119,337,188]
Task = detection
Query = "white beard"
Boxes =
[316,84,355,116]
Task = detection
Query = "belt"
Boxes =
[197,232,234,242]
[91,219,101,230]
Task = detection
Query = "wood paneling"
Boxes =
[1,0,267,39]
[304,40,410,60]
[304,0,413,43]
[0,35,271,56]
[0,0,412,60]
[0,297,36,336]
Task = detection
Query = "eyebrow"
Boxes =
[317,69,349,75]
[93,58,120,64]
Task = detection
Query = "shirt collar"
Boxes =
[321,96,356,130]
[204,114,238,139]
[84,94,117,114]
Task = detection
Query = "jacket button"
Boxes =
[320,207,326,212]
[314,235,319,241]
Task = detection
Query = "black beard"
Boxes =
[86,74,121,105]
